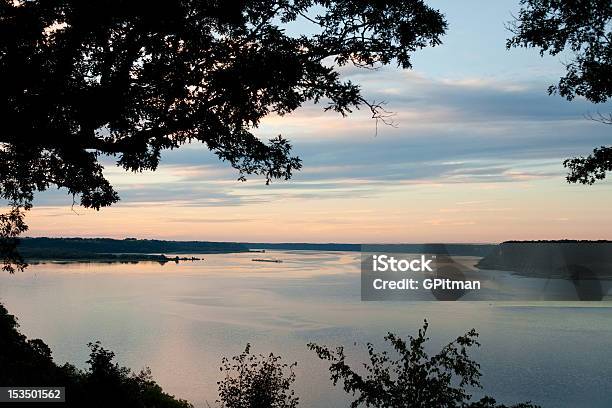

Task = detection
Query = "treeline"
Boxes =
[17,237,249,262]
[18,238,499,258]
[244,242,362,251]
[504,240,612,243]
[477,241,612,281]
[0,303,191,408]
[23,252,199,264]
[245,243,499,256]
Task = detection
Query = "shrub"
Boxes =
[308,320,540,408]
[217,344,298,408]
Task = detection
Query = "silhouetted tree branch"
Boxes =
[586,112,612,126]
[506,0,612,184]
[507,0,612,104]
[0,0,447,272]
[0,206,28,273]
[564,146,612,184]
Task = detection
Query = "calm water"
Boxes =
[0,251,611,407]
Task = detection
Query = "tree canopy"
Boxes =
[507,0,612,184]
[0,0,447,272]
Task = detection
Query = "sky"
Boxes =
[21,0,612,243]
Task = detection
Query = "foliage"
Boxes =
[308,320,540,408]
[506,0,612,184]
[2,302,545,408]
[0,0,447,271]
[0,302,192,408]
[0,206,28,273]
[564,145,612,184]
[217,344,298,408]
[507,0,612,104]
[18,236,249,254]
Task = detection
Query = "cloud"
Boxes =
[27,67,612,209]
[166,217,254,224]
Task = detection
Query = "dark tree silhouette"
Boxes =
[0,0,447,272]
[563,145,612,184]
[506,0,612,184]
[0,302,192,407]
[217,344,298,408]
[308,320,540,408]
[507,0,611,104]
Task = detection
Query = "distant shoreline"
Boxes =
[16,237,499,263]
[16,237,612,265]
[16,237,250,264]
[24,253,203,265]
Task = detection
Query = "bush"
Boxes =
[0,302,192,408]
[217,344,298,408]
[308,320,540,408]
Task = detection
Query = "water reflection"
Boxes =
[0,251,611,407]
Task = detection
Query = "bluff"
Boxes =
[476,241,612,278]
